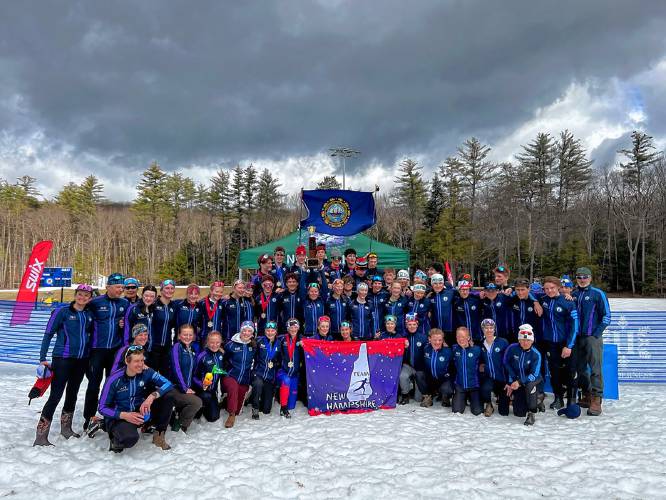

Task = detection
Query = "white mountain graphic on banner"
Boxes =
[346,342,373,401]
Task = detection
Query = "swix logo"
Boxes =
[25,258,45,292]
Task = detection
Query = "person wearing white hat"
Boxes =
[503,324,543,425]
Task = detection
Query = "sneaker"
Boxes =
[251,409,260,420]
[280,406,291,419]
[524,412,536,426]
[86,417,104,439]
[483,402,494,417]
[420,395,433,408]
[549,396,565,410]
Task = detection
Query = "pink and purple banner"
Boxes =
[302,338,405,416]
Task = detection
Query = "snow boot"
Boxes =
[441,395,451,407]
[152,431,171,450]
[399,394,410,405]
[536,393,546,412]
[483,402,494,417]
[420,395,433,408]
[224,414,236,428]
[280,406,291,418]
[108,438,123,453]
[60,411,80,439]
[549,396,565,411]
[524,412,536,426]
[33,417,54,447]
[587,396,602,416]
[251,409,260,420]
[578,392,591,408]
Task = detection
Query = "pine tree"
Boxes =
[133,161,169,220]
[394,159,427,245]
[317,175,342,189]
[423,172,444,230]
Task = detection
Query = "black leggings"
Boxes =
[197,389,221,422]
[452,385,482,415]
[40,357,88,421]
[107,393,175,450]
[83,348,116,420]
[512,378,543,416]
[148,344,171,376]
[251,375,276,414]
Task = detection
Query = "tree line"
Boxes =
[0,130,664,295]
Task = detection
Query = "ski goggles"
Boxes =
[265,321,278,330]
[76,284,93,293]
[318,316,331,323]
[340,321,351,328]
[495,266,509,274]
[124,345,144,359]
[430,274,444,284]
[384,315,397,323]
[287,319,300,328]
[405,313,419,323]
[161,279,176,288]
[210,281,224,288]
[307,283,320,289]
[575,274,591,280]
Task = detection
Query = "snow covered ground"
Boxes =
[1,364,666,499]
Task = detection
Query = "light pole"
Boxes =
[329,147,361,190]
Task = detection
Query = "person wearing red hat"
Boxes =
[254,274,280,336]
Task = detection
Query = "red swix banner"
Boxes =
[10,240,53,327]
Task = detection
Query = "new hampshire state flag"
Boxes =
[300,189,376,236]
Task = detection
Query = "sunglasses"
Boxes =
[576,275,591,280]
[125,285,138,290]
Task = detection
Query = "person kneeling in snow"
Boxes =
[451,327,483,415]
[99,346,175,452]
[169,324,203,433]
[193,331,225,423]
[222,321,256,428]
[503,324,543,426]
[420,328,453,408]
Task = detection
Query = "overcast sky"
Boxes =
[1,1,665,201]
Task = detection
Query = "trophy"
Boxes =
[307,226,319,269]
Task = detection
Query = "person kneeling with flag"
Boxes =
[503,324,543,426]
[99,346,175,452]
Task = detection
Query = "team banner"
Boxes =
[300,189,376,236]
[302,338,405,416]
[10,240,53,327]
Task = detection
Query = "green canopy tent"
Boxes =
[239,231,409,270]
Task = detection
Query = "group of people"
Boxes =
[34,242,611,452]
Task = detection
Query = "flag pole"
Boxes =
[298,188,304,245]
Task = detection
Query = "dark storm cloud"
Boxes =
[1,0,665,174]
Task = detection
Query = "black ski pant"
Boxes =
[41,357,88,421]
[480,377,510,416]
[452,384,482,415]
[83,348,116,420]
[512,377,543,417]
[107,392,175,450]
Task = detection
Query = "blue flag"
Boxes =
[300,189,376,236]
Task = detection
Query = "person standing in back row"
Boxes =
[572,267,611,416]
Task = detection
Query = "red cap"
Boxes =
[318,315,331,323]
[296,245,307,256]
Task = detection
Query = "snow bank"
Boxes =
[1,363,665,499]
